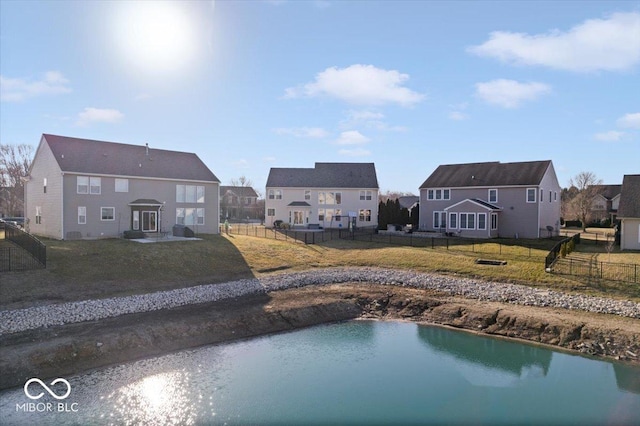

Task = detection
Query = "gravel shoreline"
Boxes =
[1,267,639,335]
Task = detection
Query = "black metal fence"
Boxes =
[552,258,639,284]
[220,223,367,245]
[545,233,580,269]
[1,224,46,271]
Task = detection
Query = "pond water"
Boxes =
[1,320,639,425]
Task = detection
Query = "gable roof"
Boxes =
[40,134,220,183]
[420,160,552,189]
[618,174,640,218]
[266,163,379,189]
[220,186,258,198]
[398,195,419,209]
[591,184,622,200]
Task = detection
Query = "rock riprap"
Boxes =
[1,267,638,335]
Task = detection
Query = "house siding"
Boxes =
[265,187,378,228]
[25,138,65,239]
[620,219,640,250]
[62,175,219,239]
[537,162,562,237]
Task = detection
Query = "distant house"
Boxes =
[24,134,220,240]
[419,160,561,239]
[265,162,379,229]
[220,185,261,221]
[398,195,420,225]
[590,184,621,224]
[618,174,640,251]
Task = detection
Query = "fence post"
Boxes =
[529,246,531,257]
[636,264,638,283]
[570,259,572,275]
[446,238,449,250]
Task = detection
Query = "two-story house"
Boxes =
[419,160,561,239]
[24,134,220,240]
[590,184,621,224]
[220,186,261,221]
[265,162,379,229]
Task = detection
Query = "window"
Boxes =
[433,211,446,229]
[267,208,275,217]
[196,208,205,225]
[304,190,311,201]
[318,192,326,204]
[540,189,543,202]
[335,209,342,221]
[359,190,372,201]
[318,209,325,221]
[334,192,342,205]
[101,207,115,221]
[554,191,557,202]
[268,189,275,200]
[177,208,202,225]
[359,209,372,222]
[78,206,86,224]
[115,179,129,192]
[478,213,486,230]
[90,177,101,194]
[491,213,498,230]
[176,185,205,203]
[35,206,42,224]
[460,213,475,229]
[77,176,89,194]
[449,212,457,229]
[527,188,536,203]
[176,208,185,225]
[427,189,450,200]
[326,192,335,205]
[488,189,498,203]
[549,190,552,203]
[43,178,47,194]
[133,211,139,230]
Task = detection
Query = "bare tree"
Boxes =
[227,176,258,221]
[568,171,603,230]
[0,144,33,216]
[379,190,415,203]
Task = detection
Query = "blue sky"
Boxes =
[1,0,639,194]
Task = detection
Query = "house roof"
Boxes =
[266,163,379,189]
[220,186,259,198]
[287,201,311,207]
[398,196,419,209]
[420,160,552,189]
[591,184,622,200]
[618,175,640,218]
[444,198,502,211]
[41,134,220,183]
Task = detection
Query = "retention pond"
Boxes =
[1,320,639,425]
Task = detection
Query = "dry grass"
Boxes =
[2,231,638,310]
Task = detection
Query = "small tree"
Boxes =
[568,171,603,230]
[0,144,33,216]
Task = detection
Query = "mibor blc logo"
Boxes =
[16,378,78,413]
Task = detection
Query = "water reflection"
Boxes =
[614,363,640,394]
[417,326,552,387]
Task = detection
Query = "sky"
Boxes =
[1,0,639,194]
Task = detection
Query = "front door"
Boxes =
[142,211,157,232]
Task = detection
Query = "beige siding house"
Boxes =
[24,134,220,240]
[265,163,379,229]
[419,160,561,239]
[618,174,640,251]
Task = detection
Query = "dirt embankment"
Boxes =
[1,284,639,390]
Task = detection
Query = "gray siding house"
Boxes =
[265,163,379,229]
[419,160,561,239]
[24,134,220,240]
[618,174,640,251]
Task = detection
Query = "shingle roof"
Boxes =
[618,174,640,218]
[398,196,419,209]
[266,163,379,188]
[42,134,219,182]
[420,160,552,189]
[220,186,259,198]
[591,184,622,200]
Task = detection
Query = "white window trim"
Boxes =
[449,212,457,229]
[78,206,86,224]
[77,176,89,194]
[89,177,101,195]
[427,188,451,201]
[491,213,498,230]
[115,178,129,193]
[267,208,275,217]
[526,188,537,203]
[477,213,487,230]
[459,212,476,230]
[101,207,115,221]
[488,189,498,203]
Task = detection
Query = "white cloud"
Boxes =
[475,79,551,108]
[617,112,640,129]
[284,64,424,106]
[334,130,370,145]
[594,130,625,142]
[338,148,372,157]
[468,12,640,72]
[448,111,468,121]
[263,156,276,163]
[0,71,71,102]
[340,109,407,132]
[273,127,329,138]
[76,108,124,126]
